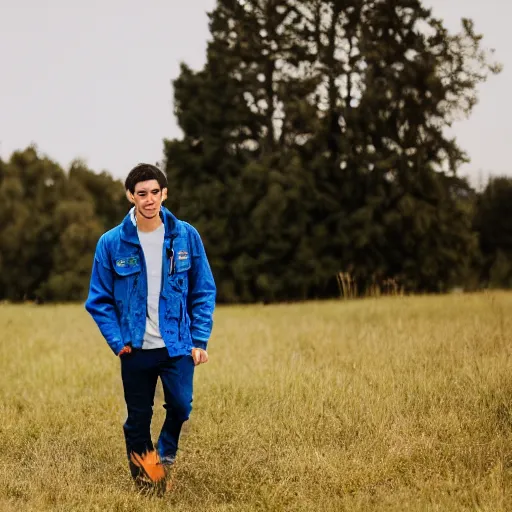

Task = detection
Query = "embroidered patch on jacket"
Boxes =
[178,250,189,261]
[116,256,139,268]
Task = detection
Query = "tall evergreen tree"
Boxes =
[165,0,499,301]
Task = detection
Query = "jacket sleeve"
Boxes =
[186,226,216,350]
[85,236,125,355]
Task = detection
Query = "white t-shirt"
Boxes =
[138,223,166,349]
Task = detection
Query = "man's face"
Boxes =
[127,179,168,220]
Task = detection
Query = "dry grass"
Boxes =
[0,292,512,511]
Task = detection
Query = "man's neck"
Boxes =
[136,210,163,233]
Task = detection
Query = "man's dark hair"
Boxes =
[125,163,168,193]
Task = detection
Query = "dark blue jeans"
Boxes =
[120,347,194,465]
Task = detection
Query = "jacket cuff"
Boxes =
[111,341,126,356]
[192,339,207,350]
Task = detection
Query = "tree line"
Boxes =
[1,0,510,303]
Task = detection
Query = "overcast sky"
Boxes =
[1,0,509,187]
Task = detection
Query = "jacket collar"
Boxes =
[120,206,179,244]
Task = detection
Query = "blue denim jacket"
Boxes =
[85,207,216,356]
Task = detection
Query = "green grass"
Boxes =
[0,292,512,511]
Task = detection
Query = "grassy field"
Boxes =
[0,292,511,511]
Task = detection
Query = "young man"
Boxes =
[85,163,216,489]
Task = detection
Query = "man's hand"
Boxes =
[191,348,208,366]
[118,345,132,357]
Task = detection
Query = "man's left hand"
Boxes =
[191,348,208,366]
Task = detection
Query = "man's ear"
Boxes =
[162,187,168,202]
[126,190,135,204]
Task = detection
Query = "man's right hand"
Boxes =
[118,345,132,357]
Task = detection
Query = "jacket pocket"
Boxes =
[169,258,191,293]
[113,262,141,301]
[113,262,142,344]
[162,257,190,324]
